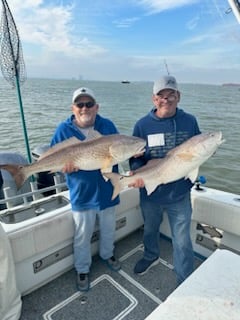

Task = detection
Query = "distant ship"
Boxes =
[222,83,240,87]
[121,80,130,84]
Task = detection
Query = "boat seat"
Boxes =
[4,188,141,265]
[2,188,142,294]
[191,188,240,236]
[0,224,22,320]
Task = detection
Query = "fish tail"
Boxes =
[0,164,27,190]
[103,172,124,200]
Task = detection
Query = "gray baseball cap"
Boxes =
[153,75,179,95]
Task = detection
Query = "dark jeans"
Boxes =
[140,192,194,284]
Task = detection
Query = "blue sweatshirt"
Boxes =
[130,108,201,204]
[51,114,120,211]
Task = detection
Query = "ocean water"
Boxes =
[0,78,239,195]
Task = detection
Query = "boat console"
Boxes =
[146,249,240,320]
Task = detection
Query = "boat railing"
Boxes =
[0,173,67,212]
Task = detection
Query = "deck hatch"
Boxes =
[43,274,138,320]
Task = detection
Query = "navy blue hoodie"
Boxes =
[51,114,120,211]
[130,108,201,204]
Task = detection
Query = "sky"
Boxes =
[1,0,240,84]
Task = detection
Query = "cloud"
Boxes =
[186,16,200,30]
[6,0,106,58]
[135,0,200,14]
[2,0,240,84]
[113,17,140,28]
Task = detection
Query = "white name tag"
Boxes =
[147,133,165,147]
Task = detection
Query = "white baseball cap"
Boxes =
[72,87,96,103]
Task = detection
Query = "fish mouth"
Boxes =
[209,131,224,145]
[216,131,225,145]
[217,131,222,139]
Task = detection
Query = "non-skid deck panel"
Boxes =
[20,230,203,320]
[119,245,176,302]
[20,265,159,320]
[43,275,137,320]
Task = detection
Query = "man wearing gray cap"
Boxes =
[130,75,201,285]
[51,87,121,292]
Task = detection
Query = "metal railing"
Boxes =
[0,174,67,211]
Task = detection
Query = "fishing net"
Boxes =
[0,0,26,87]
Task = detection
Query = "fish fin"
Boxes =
[186,168,199,183]
[39,137,81,160]
[101,173,109,181]
[39,130,102,161]
[101,166,113,174]
[103,172,124,200]
[0,164,27,189]
[145,181,159,195]
[100,157,114,173]
[85,130,102,141]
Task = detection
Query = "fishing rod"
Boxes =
[0,0,32,163]
[227,0,240,23]
[164,59,170,75]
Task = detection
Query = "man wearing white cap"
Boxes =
[130,75,201,285]
[51,87,121,292]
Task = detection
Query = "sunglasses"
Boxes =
[157,93,177,102]
[75,101,95,109]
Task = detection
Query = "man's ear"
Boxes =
[152,95,157,104]
[177,91,181,102]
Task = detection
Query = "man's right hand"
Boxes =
[62,161,79,173]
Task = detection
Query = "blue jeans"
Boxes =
[140,192,194,284]
[72,206,116,273]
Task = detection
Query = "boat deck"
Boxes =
[20,228,203,320]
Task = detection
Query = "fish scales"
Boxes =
[104,132,225,200]
[0,134,146,189]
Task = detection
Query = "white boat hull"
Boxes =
[1,185,239,296]
[145,248,240,320]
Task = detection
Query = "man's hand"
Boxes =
[127,171,145,188]
[62,161,79,173]
[133,152,144,158]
